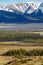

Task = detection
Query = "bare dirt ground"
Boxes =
[0,56,14,65]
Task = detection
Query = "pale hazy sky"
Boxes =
[0,0,43,5]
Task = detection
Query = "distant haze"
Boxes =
[0,23,43,31]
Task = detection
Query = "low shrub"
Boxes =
[3,49,43,58]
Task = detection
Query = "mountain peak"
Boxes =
[0,2,40,14]
[38,3,43,13]
[0,2,43,24]
[40,3,43,7]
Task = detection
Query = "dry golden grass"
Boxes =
[0,43,43,65]
[29,32,43,35]
[0,56,14,65]
[5,56,43,65]
[0,44,43,55]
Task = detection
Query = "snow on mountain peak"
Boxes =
[0,2,41,14]
[38,3,43,13]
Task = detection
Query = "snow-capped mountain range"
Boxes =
[0,2,40,13]
[0,2,43,30]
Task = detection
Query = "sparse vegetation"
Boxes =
[0,45,43,65]
[3,49,43,58]
[5,56,43,65]
[0,31,43,45]
[0,31,43,65]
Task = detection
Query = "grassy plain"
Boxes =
[0,44,43,65]
[0,31,43,46]
[0,31,43,65]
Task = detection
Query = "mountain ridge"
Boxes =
[0,2,40,13]
[0,2,43,24]
[0,2,43,30]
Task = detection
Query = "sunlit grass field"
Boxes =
[0,45,43,65]
[0,30,43,65]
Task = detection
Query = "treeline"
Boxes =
[0,31,43,44]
